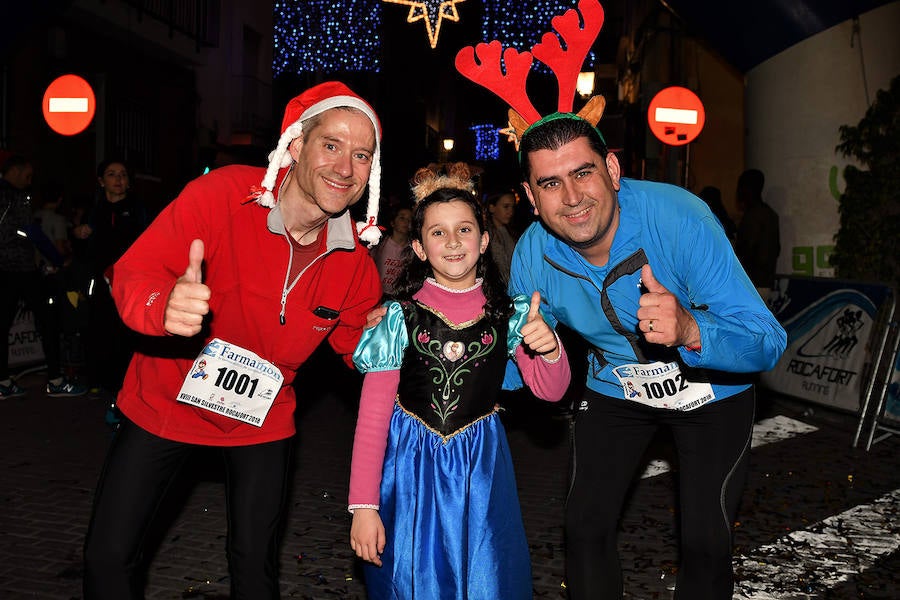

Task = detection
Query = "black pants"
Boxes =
[83,418,293,599]
[1,269,62,379]
[85,282,136,392]
[565,387,755,600]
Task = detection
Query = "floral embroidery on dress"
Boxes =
[412,325,498,425]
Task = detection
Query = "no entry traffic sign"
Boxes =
[647,86,705,146]
[42,74,96,136]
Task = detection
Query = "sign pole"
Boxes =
[647,86,705,187]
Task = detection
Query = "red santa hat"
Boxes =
[256,81,383,245]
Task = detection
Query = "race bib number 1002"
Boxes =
[612,361,715,411]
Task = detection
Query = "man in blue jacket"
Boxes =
[509,114,786,600]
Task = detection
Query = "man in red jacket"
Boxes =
[83,82,384,599]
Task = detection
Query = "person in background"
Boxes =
[82,81,384,599]
[369,203,412,297]
[349,165,569,599]
[698,185,736,244]
[0,155,85,398]
[735,169,780,302]
[73,159,150,406]
[34,181,72,265]
[484,188,520,286]
[34,181,85,378]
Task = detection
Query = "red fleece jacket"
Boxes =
[111,165,381,446]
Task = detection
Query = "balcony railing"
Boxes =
[123,0,220,49]
[232,74,273,140]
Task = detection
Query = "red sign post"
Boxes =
[647,86,705,146]
[42,74,96,136]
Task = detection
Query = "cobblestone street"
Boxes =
[2,349,898,599]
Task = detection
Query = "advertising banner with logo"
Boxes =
[882,349,900,426]
[7,301,44,369]
[762,276,894,413]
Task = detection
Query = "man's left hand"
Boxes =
[637,264,700,348]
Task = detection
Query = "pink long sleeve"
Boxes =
[514,336,571,402]
[348,370,399,510]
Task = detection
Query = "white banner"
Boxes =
[7,301,44,369]
[762,277,893,413]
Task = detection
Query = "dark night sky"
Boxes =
[664,0,895,72]
[3,0,894,197]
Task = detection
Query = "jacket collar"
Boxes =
[266,204,357,252]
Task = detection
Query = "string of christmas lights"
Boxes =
[273,0,382,76]
[481,0,596,72]
[470,123,500,161]
[273,1,595,76]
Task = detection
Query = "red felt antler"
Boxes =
[532,0,605,113]
[455,0,607,146]
[454,40,541,124]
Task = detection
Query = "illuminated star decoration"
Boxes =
[499,124,520,151]
[383,0,466,49]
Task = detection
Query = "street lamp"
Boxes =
[577,71,595,98]
[442,138,455,151]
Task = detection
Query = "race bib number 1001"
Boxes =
[177,338,284,427]
[612,361,715,411]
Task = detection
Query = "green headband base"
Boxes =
[518,112,607,164]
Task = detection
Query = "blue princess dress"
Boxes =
[353,296,534,600]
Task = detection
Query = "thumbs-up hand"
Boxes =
[164,239,211,337]
[183,238,204,283]
[636,264,700,348]
[520,291,560,360]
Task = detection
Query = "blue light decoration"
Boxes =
[481,1,596,72]
[470,123,500,161]
[273,0,382,76]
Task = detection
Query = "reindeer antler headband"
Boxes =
[454,0,607,150]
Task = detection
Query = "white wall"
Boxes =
[70,0,273,147]
[745,1,900,278]
[194,2,273,145]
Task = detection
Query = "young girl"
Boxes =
[348,165,571,599]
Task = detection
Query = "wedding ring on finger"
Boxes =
[648,320,654,332]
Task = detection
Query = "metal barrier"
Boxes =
[856,306,900,449]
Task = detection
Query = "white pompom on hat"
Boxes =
[254,81,383,246]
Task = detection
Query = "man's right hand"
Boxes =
[366,305,388,329]
[164,239,211,337]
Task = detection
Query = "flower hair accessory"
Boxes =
[411,162,476,204]
[454,0,608,149]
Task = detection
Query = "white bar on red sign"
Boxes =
[655,107,698,124]
[49,98,89,113]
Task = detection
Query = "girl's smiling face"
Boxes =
[412,199,489,290]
